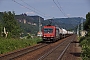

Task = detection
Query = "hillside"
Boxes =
[45,17,86,30]
[15,14,44,35]
[0,12,85,35]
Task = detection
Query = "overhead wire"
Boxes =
[56,0,69,17]
[12,0,48,18]
[20,0,51,18]
[12,0,69,19]
[53,0,68,17]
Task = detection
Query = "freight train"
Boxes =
[42,25,74,42]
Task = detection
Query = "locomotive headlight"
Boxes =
[44,36,46,37]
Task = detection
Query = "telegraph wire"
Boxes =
[12,0,48,18]
[53,0,68,17]
[56,0,68,17]
[20,0,51,18]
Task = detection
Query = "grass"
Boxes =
[79,36,90,60]
[0,37,42,54]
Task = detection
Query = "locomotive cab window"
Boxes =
[44,28,53,33]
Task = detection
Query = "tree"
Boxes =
[0,12,3,37]
[84,12,90,36]
[0,23,3,37]
[3,11,21,38]
[84,12,90,31]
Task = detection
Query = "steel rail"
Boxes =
[0,43,47,60]
[57,35,75,60]
[38,35,75,60]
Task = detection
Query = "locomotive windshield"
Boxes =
[44,28,53,33]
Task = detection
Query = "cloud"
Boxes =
[21,6,25,8]
[25,12,35,15]
[67,14,71,17]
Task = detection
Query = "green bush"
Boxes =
[0,37,42,54]
[80,37,90,60]
[79,37,86,43]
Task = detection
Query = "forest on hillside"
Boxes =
[0,11,85,37]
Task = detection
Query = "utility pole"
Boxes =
[37,16,42,37]
[77,25,79,37]
[81,17,83,31]
[39,16,41,33]
[80,17,84,37]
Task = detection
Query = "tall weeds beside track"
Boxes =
[0,37,42,54]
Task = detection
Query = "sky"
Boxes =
[0,0,90,19]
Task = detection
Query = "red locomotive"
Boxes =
[42,25,60,42]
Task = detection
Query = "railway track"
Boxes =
[0,43,48,60]
[0,35,76,60]
[38,35,76,60]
